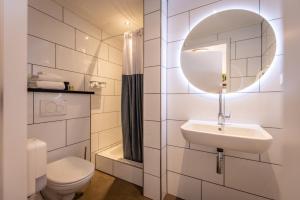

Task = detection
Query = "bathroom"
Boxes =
[1,0,300,200]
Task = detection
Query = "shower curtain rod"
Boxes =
[103,28,144,41]
[102,34,123,41]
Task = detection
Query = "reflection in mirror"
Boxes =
[181,10,276,93]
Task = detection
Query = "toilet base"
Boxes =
[41,187,75,200]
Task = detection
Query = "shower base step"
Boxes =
[95,144,143,186]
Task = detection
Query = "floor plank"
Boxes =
[79,170,149,200]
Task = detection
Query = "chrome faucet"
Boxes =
[218,89,230,130]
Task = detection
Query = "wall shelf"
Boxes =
[28,88,95,95]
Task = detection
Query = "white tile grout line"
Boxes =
[48,139,90,153]
[167,144,282,166]
[144,37,161,42]
[28,5,101,41]
[28,33,122,64]
[142,0,146,193]
[28,34,123,67]
[167,0,222,18]
[168,170,276,200]
[144,9,161,16]
[91,125,122,135]
[159,2,162,199]
[30,117,91,125]
[29,62,122,83]
[65,120,69,147]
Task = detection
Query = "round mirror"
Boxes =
[181,10,276,93]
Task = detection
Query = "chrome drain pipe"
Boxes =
[216,148,224,174]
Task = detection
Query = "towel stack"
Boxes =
[28,72,65,90]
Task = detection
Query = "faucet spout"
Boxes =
[218,89,230,130]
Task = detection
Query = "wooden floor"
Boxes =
[78,170,149,200]
[78,170,182,200]
[31,170,181,200]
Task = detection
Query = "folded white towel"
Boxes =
[28,81,65,90]
[30,72,63,82]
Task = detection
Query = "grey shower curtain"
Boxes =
[121,29,143,163]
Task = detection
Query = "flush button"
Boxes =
[40,99,67,117]
[45,102,56,113]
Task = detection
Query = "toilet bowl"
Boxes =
[42,156,94,200]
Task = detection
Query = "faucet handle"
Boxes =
[224,113,231,119]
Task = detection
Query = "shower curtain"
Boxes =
[121,29,143,163]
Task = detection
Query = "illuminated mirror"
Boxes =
[181,10,276,93]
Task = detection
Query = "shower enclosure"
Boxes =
[92,29,144,186]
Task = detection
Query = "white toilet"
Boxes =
[42,156,94,200]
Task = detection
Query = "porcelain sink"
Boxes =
[181,120,273,153]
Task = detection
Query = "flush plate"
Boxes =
[40,99,67,117]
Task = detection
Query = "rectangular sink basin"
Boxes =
[181,120,273,153]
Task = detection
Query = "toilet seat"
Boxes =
[47,172,94,194]
[42,157,94,200]
[47,156,94,185]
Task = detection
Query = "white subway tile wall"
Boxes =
[99,60,122,80]
[98,127,122,149]
[144,0,161,15]
[33,65,85,91]
[29,0,63,20]
[48,140,90,163]
[28,1,284,200]
[202,181,269,200]
[161,0,284,199]
[167,120,188,148]
[63,9,102,39]
[144,94,161,121]
[167,41,183,68]
[144,66,161,93]
[144,11,161,41]
[27,0,123,163]
[260,0,282,20]
[225,156,281,199]
[167,171,202,200]
[75,30,100,56]
[168,0,219,17]
[167,68,189,93]
[28,36,55,68]
[144,147,161,177]
[28,7,75,49]
[144,173,161,200]
[144,0,168,199]
[28,120,66,151]
[167,12,189,42]
[168,146,223,184]
[91,112,119,133]
[56,45,98,75]
[144,38,161,67]
[144,121,161,149]
[66,117,90,145]
[27,92,91,162]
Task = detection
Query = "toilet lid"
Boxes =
[47,156,94,184]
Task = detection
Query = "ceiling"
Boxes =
[54,0,143,36]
